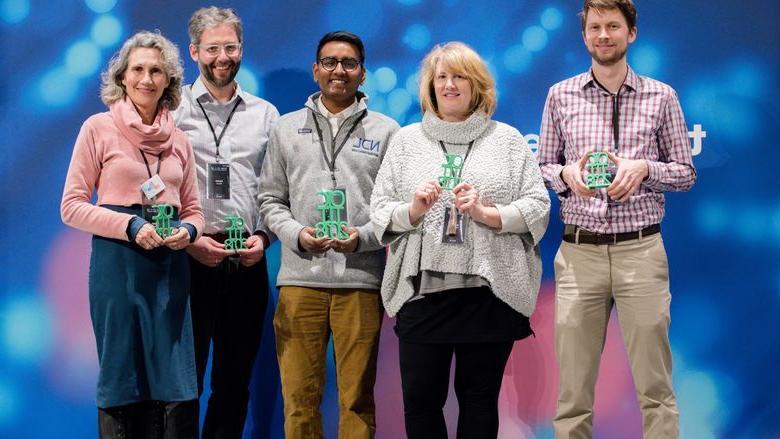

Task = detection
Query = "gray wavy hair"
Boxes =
[99,31,184,110]
[188,6,243,45]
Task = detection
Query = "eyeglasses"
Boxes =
[318,57,361,72]
[198,43,242,56]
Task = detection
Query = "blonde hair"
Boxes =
[418,42,496,117]
[100,31,184,110]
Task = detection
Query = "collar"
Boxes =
[316,94,359,120]
[110,96,175,155]
[305,91,368,115]
[421,110,491,144]
[580,65,640,93]
[192,76,243,106]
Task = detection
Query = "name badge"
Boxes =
[441,204,466,244]
[140,174,165,200]
[207,162,231,199]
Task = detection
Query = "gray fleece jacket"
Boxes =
[258,92,400,289]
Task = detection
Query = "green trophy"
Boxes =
[586,151,612,189]
[151,204,174,238]
[315,189,348,240]
[438,153,464,190]
[223,215,248,251]
[438,153,465,236]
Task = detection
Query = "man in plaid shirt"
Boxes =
[538,1,696,437]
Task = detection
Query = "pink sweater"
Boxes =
[61,97,204,241]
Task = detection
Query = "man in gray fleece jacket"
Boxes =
[257,31,399,439]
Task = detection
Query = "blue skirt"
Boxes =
[89,205,197,408]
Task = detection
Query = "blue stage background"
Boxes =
[0,0,778,437]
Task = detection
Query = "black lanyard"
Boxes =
[311,108,367,187]
[592,73,624,153]
[438,140,475,182]
[196,97,241,161]
[140,151,161,179]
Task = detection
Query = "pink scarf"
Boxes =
[109,96,175,155]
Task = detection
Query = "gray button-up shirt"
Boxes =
[174,77,279,235]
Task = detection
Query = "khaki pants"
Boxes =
[274,286,383,439]
[553,233,679,439]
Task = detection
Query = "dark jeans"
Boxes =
[189,255,269,438]
[98,400,198,439]
[398,339,514,439]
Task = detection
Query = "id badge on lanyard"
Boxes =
[437,140,473,245]
[198,98,240,200]
[441,203,466,244]
[139,152,165,221]
[207,162,231,199]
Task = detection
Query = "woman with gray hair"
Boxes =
[61,30,203,438]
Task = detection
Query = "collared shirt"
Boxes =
[538,66,696,234]
[316,96,359,135]
[173,77,279,235]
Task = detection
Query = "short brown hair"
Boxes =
[188,6,243,45]
[418,42,496,118]
[580,0,637,32]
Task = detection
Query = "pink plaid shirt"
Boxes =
[538,67,696,234]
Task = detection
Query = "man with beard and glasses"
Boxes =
[258,31,399,438]
[537,1,696,438]
[173,6,279,438]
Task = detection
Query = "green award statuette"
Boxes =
[151,203,174,238]
[586,151,613,189]
[437,153,465,237]
[438,153,464,190]
[315,189,348,240]
[223,215,248,251]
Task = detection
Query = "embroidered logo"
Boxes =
[298,128,312,134]
[351,138,382,157]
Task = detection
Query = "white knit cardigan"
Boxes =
[370,111,550,317]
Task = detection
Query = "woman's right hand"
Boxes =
[409,179,442,224]
[134,223,165,250]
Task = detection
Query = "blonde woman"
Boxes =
[370,42,549,438]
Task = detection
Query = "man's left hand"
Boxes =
[607,152,649,202]
[331,226,359,253]
[238,234,267,267]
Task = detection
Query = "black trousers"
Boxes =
[98,400,198,439]
[398,339,514,439]
[189,255,269,439]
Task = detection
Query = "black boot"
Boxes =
[163,399,199,439]
[137,401,166,439]
[98,405,133,439]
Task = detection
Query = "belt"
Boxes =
[563,224,660,245]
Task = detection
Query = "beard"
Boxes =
[588,45,627,67]
[199,59,241,88]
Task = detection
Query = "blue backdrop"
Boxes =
[0,0,778,437]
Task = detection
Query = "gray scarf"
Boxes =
[421,110,491,144]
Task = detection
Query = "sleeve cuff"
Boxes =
[181,223,198,243]
[389,203,419,232]
[277,221,306,253]
[550,167,570,194]
[495,204,529,234]
[644,159,664,191]
[126,216,148,241]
